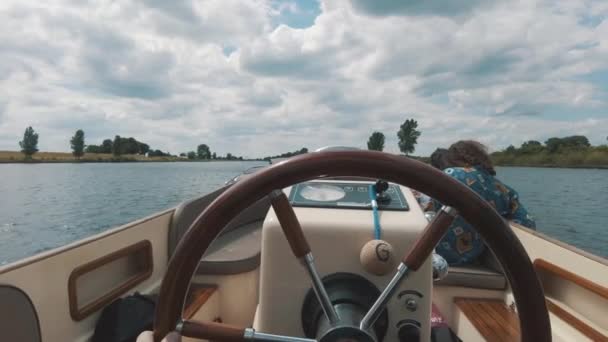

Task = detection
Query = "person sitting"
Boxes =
[430,147,451,170]
[412,148,451,211]
[431,140,536,266]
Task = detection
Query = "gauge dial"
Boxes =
[299,184,346,202]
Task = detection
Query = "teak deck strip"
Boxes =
[455,298,520,341]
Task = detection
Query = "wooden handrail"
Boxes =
[534,259,608,300]
[545,299,607,341]
[533,259,608,341]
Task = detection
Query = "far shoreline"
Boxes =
[495,164,608,170]
[1,151,606,169]
[0,159,265,164]
[0,150,266,164]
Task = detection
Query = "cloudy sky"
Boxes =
[1,0,607,157]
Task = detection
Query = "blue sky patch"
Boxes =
[271,0,321,29]
[577,68,608,92]
[223,45,237,57]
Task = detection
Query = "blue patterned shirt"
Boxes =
[433,166,536,266]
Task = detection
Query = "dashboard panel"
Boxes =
[289,181,409,211]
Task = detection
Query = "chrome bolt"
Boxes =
[405,298,417,312]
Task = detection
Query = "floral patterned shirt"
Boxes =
[433,166,536,266]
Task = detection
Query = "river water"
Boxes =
[0,162,606,264]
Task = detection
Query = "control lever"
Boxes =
[374,180,391,204]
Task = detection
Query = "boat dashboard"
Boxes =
[254,179,433,342]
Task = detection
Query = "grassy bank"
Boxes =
[0,151,184,163]
[492,146,608,169]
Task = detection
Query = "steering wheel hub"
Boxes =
[319,326,375,342]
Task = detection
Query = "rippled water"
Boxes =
[0,161,266,265]
[496,167,607,258]
[0,163,606,265]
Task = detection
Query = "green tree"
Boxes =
[212,152,217,159]
[545,135,590,153]
[562,135,590,149]
[397,119,421,155]
[226,153,233,160]
[149,149,169,157]
[19,126,39,159]
[520,140,543,154]
[187,151,196,160]
[367,132,385,151]
[85,145,101,153]
[101,139,113,153]
[70,129,85,159]
[197,144,211,159]
[137,142,150,155]
[122,137,139,154]
[545,137,561,153]
[112,135,122,156]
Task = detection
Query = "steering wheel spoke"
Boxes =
[359,206,457,330]
[269,190,340,325]
[178,320,317,342]
[403,206,458,270]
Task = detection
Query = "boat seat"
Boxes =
[169,189,270,275]
[435,250,507,290]
[196,220,262,275]
[0,286,41,342]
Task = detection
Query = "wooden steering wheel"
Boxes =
[152,150,551,342]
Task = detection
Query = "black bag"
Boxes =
[92,292,157,342]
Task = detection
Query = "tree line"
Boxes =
[366,118,422,154]
[17,124,606,166]
[16,126,228,161]
[261,148,309,162]
[503,135,592,154]
[18,119,423,161]
[178,144,244,161]
[84,136,166,156]
[493,135,608,167]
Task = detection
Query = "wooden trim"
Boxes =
[545,299,607,341]
[512,222,608,267]
[183,284,217,319]
[533,259,608,300]
[0,209,172,275]
[68,240,154,321]
[269,191,311,258]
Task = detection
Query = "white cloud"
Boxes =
[0,0,607,158]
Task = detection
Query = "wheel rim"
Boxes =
[153,150,551,342]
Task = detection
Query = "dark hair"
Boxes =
[447,140,496,175]
[430,148,451,170]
